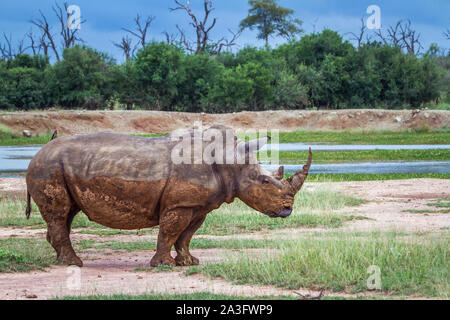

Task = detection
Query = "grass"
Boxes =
[0,124,54,146]
[260,149,450,163]
[195,233,449,297]
[402,209,449,214]
[263,129,450,145]
[197,189,364,235]
[58,292,297,300]
[1,128,449,146]
[0,238,55,272]
[304,173,450,182]
[0,188,365,234]
[0,196,103,228]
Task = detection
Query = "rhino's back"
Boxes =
[28,132,173,182]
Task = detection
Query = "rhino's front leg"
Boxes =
[150,208,193,267]
[174,216,206,266]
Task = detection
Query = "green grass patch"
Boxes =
[0,124,54,146]
[427,199,450,208]
[197,233,449,297]
[260,149,450,163]
[304,173,450,182]
[264,129,450,145]
[198,190,365,235]
[0,238,54,272]
[58,292,297,300]
[402,209,450,214]
[0,197,107,229]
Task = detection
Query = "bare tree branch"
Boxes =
[171,0,239,54]
[346,18,367,49]
[30,9,60,61]
[53,2,85,49]
[0,33,27,59]
[374,20,422,55]
[122,14,154,48]
[399,20,423,55]
[113,35,136,61]
[445,29,450,40]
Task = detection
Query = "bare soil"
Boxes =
[1,109,448,135]
[0,178,448,300]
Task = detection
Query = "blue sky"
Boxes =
[0,0,448,62]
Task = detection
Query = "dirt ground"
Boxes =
[1,109,449,135]
[0,178,448,300]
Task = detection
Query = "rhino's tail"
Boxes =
[25,130,58,219]
[25,191,31,219]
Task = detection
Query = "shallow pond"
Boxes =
[0,144,449,177]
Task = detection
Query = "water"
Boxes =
[0,145,449,177]
[262,161,450,174]
[0,146,41,176]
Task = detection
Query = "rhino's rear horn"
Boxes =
[288,148,312,193]
[274,166,284,180]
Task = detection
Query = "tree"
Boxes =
[239,0,303,47]
[170,0,240,54]
[48,46,115,109]
[122,14,154,49]
[375,20,423,55]
[30,2,85,61]
[133,42,185,110]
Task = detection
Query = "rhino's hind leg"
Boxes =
[44,205,82,267]
[150,208,193,267]
[174,216,206,266]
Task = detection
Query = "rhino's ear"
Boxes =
[274,166,284,180]
[244,136,270,153]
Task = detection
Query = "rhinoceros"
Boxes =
[25,125,311,267]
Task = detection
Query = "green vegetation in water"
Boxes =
[262,129,450,145]
[196,233,450,297]
[260,149,450,163]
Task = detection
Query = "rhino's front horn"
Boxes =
[288,148,312,193]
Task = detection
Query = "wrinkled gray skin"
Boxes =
[26,125,311,267]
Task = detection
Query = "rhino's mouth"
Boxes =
[267,207,292,218]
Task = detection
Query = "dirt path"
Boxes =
[1,109,448,135]
[0,178,448,300]
[0,249,427,300]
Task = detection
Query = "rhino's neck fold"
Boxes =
[211,163,239,204]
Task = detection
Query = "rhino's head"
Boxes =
[236,137,312,219]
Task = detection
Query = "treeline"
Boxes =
[0,29,448,112]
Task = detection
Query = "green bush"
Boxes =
[0,29,445,111]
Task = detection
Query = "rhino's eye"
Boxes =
[259,175,271,184]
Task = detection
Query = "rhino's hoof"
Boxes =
[58,255,83,267]
[175,254,199,266]
[150,255,176,267]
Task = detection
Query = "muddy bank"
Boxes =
[0,109,448,135]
